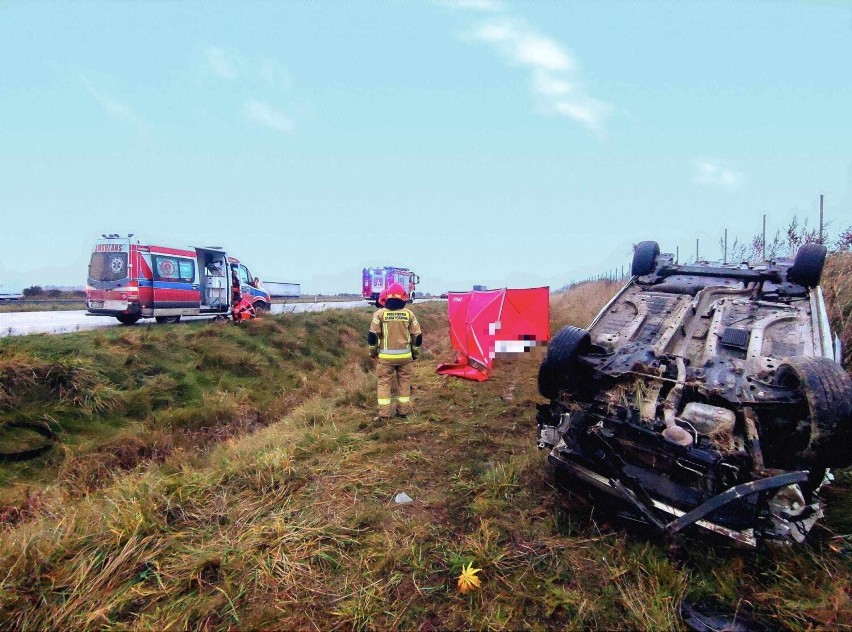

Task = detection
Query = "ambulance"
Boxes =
[362,267,419,306]
[86,235,270,325]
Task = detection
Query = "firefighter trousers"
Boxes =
[376,360,414,417]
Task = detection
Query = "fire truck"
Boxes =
[362,267,420,306]
[86,235,270,325]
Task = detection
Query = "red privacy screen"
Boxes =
[436,287,550,381]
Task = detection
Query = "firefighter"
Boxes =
[368,281,422,420]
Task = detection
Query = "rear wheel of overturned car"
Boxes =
[631,241,660,276]
[788,243,827,288]
[775,356,852,469]
[155,315,181,325]
[538,326,591,400]
[116,314,140,325]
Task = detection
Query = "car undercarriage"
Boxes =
[537,242,851,547]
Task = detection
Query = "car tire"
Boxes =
[775,356,852,468]
[788,243,827,288]
[116,314,140,325]
[538,326,591,400]
[254,300,270,313]
[631,241,660,276]
[155,315,181,324]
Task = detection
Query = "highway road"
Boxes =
[0,300,441,338]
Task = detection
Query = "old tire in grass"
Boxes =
[155,315,181,324]
[538,326,591,400]
[788,243,827,288]
[775,356,852,468]
[631,241,660,276]
[116,314,140,325]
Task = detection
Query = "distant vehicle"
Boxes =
[362,267,419,307]
[537,241,850,547]
[264,281,301,299]
[473,285,488,291]
[86,235,270,325]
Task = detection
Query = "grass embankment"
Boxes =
[823,252,852,370]
[0,283,850,629]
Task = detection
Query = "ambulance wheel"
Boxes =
[116,314,140,325]
[155,315,181,324]
[255,301,270,313]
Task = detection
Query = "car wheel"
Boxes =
[775,356,852,468]
[631,241,660,276]
[254,301,270,313]
[116,314,140,325]
[538,326,591,400]
[788,243,827,288]
[155,315,181,324]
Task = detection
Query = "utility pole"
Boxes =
[762,214,767,260]
[676,246,679,264]
[724,228,728,264]
[695,239,699,262]
[819,194,824,244]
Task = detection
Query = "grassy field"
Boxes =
[0,301,87,313]
[0,273,849,630]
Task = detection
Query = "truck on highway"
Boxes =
[361,266,419,306]
[86,235,270,325]
[264,281,301,298]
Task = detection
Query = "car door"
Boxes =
[152,252,201,314]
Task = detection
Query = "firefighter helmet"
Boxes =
[385,281,409,302]
[377,287,389,306]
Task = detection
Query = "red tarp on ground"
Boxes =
[436,287,550,381]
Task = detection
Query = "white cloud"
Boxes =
[466,17,610,132]
[243,99,293,134]
[473,20,574,71]
[81,77,144,126]
[693,160,743,190]
[207,47,237,79]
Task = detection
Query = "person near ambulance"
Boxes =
[368,282,422,420]
[232,297,256,322]
[230,265,241,308]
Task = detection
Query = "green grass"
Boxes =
[0,290,850,630]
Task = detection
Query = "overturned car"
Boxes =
[537,242,851,547]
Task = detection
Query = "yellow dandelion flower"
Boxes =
[457,562,482,594]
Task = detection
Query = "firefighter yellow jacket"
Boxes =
[370,307,422,364]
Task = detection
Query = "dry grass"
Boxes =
[551,280,625,330]
[0,286,850,630]
[823,252,852,369]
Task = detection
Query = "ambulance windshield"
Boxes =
[88,252,128,282]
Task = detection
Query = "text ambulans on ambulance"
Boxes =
[86,236,270,325]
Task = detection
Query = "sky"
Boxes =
[1,0,851,294]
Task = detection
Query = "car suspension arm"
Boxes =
[663,471,809,538]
